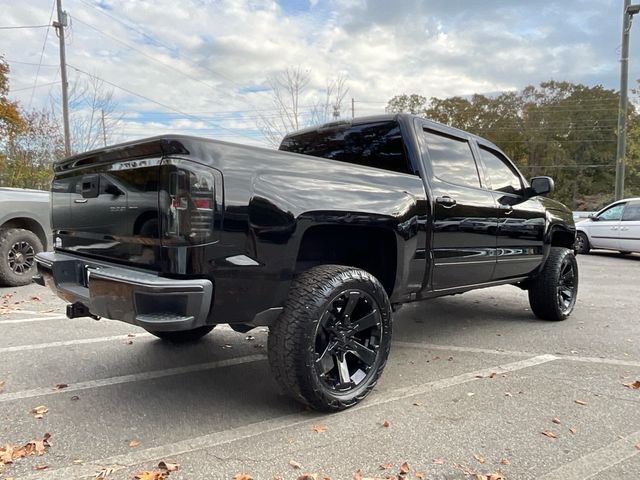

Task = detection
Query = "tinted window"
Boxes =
[479,146,523,194]
[424,130,480,188]
[279,121,415,175]
[598,203,625,221]
[622,202,640,221]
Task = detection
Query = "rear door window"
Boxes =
[622,202,640,221]
[423,129,481,188]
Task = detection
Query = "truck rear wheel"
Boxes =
[0,228,43,287]
[268,265,392,411]
[145,325,214,342]
[528,247,578,321]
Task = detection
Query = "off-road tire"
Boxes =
[528,247,578,321]
[146,325,215,342]
[268,265,392,412]
[575,232,590,255]
[0,228,43,287]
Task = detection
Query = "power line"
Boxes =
[0,24,50,30]
[6,59,58,67]
[67,64,259,143]
[10,81,62,93]
[28,0,57,109]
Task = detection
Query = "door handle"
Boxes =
[621,226,628,231]
[611,226,618,230]
[435,196,457,207]
[498,204,514,214]
[74,199,88,204]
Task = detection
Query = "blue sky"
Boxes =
[1,0,639,148]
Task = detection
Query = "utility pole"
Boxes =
[53,0,71,156]
[101,109,107,147]
[615,1,640,200]
[351,98,355,119]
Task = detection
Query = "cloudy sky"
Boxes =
[1,0,638,147]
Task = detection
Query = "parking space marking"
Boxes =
[0,333,153,353]
[0,354,266,403]
[20,354,557,480]
[396,341,640,368]
[0,315,67,324]
[540,429,640,480]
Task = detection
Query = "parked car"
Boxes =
[35,114,577,411]
[575,197,640,255]
[0,187,51,287]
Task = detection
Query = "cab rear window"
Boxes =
[279,121,416,175]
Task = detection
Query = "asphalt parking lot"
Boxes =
[1,252,639,480]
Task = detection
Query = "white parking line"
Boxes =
[0,315,67,324]
[0,333,153,354]
[540,429,640,480]
[20,354,557,480]
[0,354,267,403]
[396,341,640,368]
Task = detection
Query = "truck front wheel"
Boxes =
[268,265,392,411]
[0,228,43,287]
[528,247,578,321]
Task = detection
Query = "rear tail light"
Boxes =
[160,160,220,245]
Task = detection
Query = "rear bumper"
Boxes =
[34,251,213,332]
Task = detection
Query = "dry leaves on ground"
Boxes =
[473,454,485,464]
[542,430,557,438]
[312,424,327,433]
[53,383,68,390]
[569,427,577,434]
[233,474,253,480]
[415,472,425,478]
[379,463,392,470]
[33,464,48,470]
[623,380,640,389]
[128,439,140,448]
[399,461,410,474]
[475,474,504,480]
[635,443,640,451]
[382,420,390,428]
[289,460,302,469]
[574,400,587,406]
[0,380,4,392]
[551,417,561,424]
[31,405,49,419]
[134,471,166,480]
[432,458,444,465]
[157,461,179,472]
[500,458,510,465]
[95,467,114,478]
[0,433,51,465]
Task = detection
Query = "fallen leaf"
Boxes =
[432,458,444,465]
[487,475,505,480]
[289,460,302,469]
[128,439,140,448]
[382,420,390,428]
[635,443,640,450]
[312,424,327,433]
[473,454,485,464]
[500,458,510,465]
[412,402,422,406]
[158,460,179,472]
[127,333,136,338]
[569,427,577,434]
[0,380,4,392]
[379,463,393,470]
[134,471,166,480]
[54,383,68,390]
[415,472,424,479]
[233,474,253,480]
[353,470,362,480]
[623,380,640,389]
[574,400,587,406]
[31,405,49,418]
[399,461,410,474]
[33,464,48,470]
[73,459,83,464]
[95,467,114,478]
[30,296,41,301]
[542,430,557,438]
[297,474,319,480]
[551,417,561,424]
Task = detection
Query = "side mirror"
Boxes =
[588,213,599,221]
[104,183,123,196]
[529,176,554,196]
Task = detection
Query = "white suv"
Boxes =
[576,198,640,255]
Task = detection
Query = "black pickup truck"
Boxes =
[35,114,578,411]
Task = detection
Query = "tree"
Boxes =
[257,67,350,147]
[0,56,24,146]
[386,94,427,115]
[51,74,122,153]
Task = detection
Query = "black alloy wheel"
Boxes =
[528,247,579,321]
[313,289,383,392]
[268,265,392,411]
[556,255,577,315]
[8,240,35,275]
